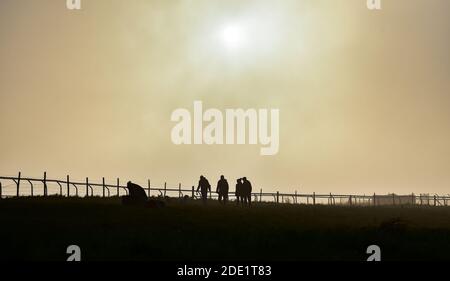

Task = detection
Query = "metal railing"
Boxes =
[1,172,449,206]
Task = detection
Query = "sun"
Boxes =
[220,23,247,51]
[206,14,283,61]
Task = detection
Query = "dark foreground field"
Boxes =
[0,197,449,261]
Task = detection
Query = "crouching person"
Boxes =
[122,181,148,206]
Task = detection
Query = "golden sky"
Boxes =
[1,0,449,195]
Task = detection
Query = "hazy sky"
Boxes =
[1,0,449,195]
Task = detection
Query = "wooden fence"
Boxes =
[1,172,449,206]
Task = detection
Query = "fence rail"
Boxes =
[1,172,449,206]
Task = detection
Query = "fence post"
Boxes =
[295,190,297,204]
[276,191,279,203]
[66,175,69,197]
[148,179,151,197]
[164,182,167,197]
[434,195,437,206]
[260,188,262,202]
[0,181,2,199]
[117,178,120,197]
[86,177,89,197]
[349,195,352,206]
[57,182,62,196]
[313,192,316,205]
[419,194,422,205]
[179,183,181,198]
[373,193,376,206]
[392,193,395,205]
[102,177,106,198]
[192,186,194,198]
[29,180,34,197]
[16,171,22,197]
[43,172,47,196]
[412,193,415,206]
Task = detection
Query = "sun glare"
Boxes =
[220,23,247,51]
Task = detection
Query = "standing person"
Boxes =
[216,175,229,205]
[241,178,248,206]
[196,175,211,204]
[242,177,253,206]
[235,178,242,205]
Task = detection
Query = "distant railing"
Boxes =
[1,172,449,206]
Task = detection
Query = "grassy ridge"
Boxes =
[0,196,449,261]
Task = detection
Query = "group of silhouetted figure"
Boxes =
[122,175,253,207]
[196,175,252,206]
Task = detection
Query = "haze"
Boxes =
[1,0,449,195]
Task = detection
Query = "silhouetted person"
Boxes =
[242,177,252,206]
[197,175,211,204]
[122,181,148,206]
[216,175,229,205]
[235,178,243,206]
